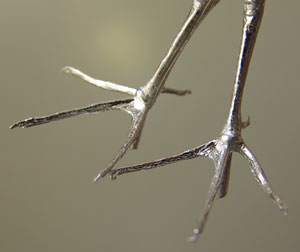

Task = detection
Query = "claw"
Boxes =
[93,173,102,183]
[187,229,200,243]
[61,66,73,74]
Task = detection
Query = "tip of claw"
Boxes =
[281,204,288,216]
[187,235,198,243]
[9,124,17,129]
[93,173,101,183]
[185,89,192,95]
[9,121,26,129]
[187,228,200,243]
[61,66,72,74]
[276,199,288,215]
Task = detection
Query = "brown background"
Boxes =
[1,1,299,251]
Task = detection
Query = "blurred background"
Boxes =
[1,1,299,251]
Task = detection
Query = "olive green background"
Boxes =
[1,1,299,251]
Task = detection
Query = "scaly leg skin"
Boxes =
[10,0,286,241]
[10,0,218,181]
[110,0,287,242]
[191,0,287,241]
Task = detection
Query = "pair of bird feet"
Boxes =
[10,0,287,242]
